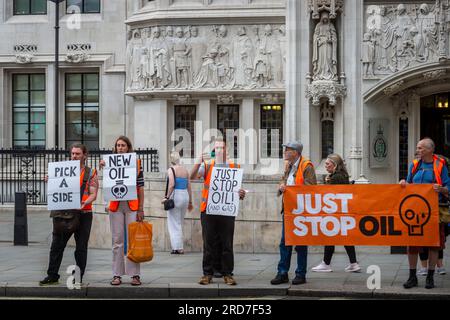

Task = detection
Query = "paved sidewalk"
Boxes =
[1,210,450,299]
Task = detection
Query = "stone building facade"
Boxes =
[2,0,450,252]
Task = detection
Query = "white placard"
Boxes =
[47,160,81,211]
[103,153,137,201]
[206,167,243,217]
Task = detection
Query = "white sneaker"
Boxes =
[437,267,446,275]
[345,263,361,272]
[312,261,332,272]
[417,268,427,276]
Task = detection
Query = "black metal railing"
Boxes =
[0,148,159,205]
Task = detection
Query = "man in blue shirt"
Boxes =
[400,138,449,289]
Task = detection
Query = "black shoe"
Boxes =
[292,275,306,285]
[39,276,59,286]
[403,276,418,289]
[270,273,289,285]
[425,276,435,289]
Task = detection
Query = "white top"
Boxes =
[286,157,300,186]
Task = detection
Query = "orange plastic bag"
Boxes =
[127,221,153,263]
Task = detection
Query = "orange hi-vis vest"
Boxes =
[411,154,445,186]
[80,167,96,212]
[293,157,314,185]
[109,159,141,212]
[200,159,240,213]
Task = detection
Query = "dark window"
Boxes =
[217,105,239,159]
[174,106,196,158]
[66,0,100,13]
[261,104,283,158]
[321,120,334,159]
[12,74,46,149]
[399,118,409,180]
[65,73,99,150]
[14,0,47,15]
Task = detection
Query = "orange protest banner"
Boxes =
[284,184,440,246]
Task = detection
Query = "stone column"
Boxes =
[342,0,363,180]
[196,99,210,158]
[286,0,310,152]
[241,98,257,171]
[408,92,420,158]
[134,99,168,171]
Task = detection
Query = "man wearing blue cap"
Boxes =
[271,141,317,285]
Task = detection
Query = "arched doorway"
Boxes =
[421,92,450,158]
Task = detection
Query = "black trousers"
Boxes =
[47,212,93,280]
[201,214,235,276]
[323,246,357,265]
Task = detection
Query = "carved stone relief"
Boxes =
[65,43,92,64]
[14,45,37,64]
[364,2,450,79]
[126,24,286,92]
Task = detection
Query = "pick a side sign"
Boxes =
[47,160,81,211]
[103,153,137,202]
[206,167,243,217]
[283,184,440,246]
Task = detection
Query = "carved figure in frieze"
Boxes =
[417,3,438,60]
[233,26,255,89]
[188,26,207,82]
[127,29,143,90]
[148,26,172,88]
[253,25,281,87]
[173,27,192,89]
[193,47,221,88]
[212,25,234,88]
[394,4,415,70]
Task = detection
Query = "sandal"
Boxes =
[110,276,121,286]
[131,275,142,286]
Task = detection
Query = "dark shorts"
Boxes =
[408,223,446,254]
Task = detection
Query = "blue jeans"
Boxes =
[277,216,308,277]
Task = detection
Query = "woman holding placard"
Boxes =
[311,154,361,273]
[101,136,145,286]
[163,151,193,254]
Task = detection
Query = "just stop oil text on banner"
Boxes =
[283,184,439,246]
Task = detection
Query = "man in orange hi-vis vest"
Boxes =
[40,143,99,286]
[190,137,246,286]
[270,141,317,286]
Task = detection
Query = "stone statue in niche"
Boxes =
[127,29,143,90]
[148,26,172,88]
[233,26,255,89]
[173,27,192,89]
[362,33,376,77]
[312,11,338,81]
[188,26,207,82]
